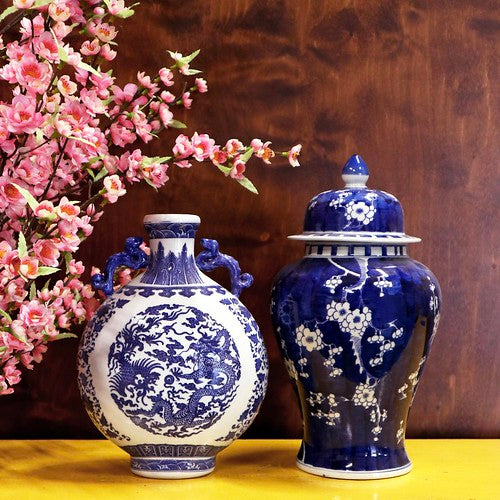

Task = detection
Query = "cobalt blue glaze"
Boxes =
[271,155,441,479]
[304,188,404,233]
[341,154,369,176]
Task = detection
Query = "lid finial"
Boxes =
[342,154,369,188]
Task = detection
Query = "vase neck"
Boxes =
[140,218,204,286]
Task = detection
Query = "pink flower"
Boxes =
[159,104,173,127]
[195,78,208,93]
[210,146,228,166]
[100,44,117,61]
[48,2,71,22]
[174,160,192,169]
[94,23,118,43]
[137,71,156,90]
[159,68,174,87]
[225,139,244,156]
[182,92,192,109]
[103,175,126,203]
[107,0,126,15]
[19,300,51,328]
[250,138,263,153]
[68,259,84,275]
[80,39,101,56]
[34,32,59,62]
[56,197,80,221]
[110,122,136,147]
[142,162,169,188]
[57,75,77,96]
[118,268,132,286]
[0,241,15,265]
[288,144,302,167]
[3,95,43,134]
[172,134,194,159]
[53,21,72,41]
[13,0,35,8]
[191,132,215,162]
[0,182,26,206]
[259,141,275,164]
[3,359,21,386]
[32,343,48,363]
[10,255,39,279]
[160,91,175,104]
[230,158,246,180]
[81,89,106,115]
[34,200,55,219]
[55,220,80,252]
[33,239,60,267]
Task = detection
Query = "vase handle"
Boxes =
[195,238,253,298]
[91,237,149,296]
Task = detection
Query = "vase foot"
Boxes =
[130,456,215,479]
[297,458,412,479]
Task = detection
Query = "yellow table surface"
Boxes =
[0,439,498,500]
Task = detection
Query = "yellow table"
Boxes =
[0,439,498,499]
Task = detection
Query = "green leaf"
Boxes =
[0,346,7,354]
[143,176,158,191]
[36,266,60,277]
[168,119,186,129]
[35,128,44,144]
[184,68,202,75]
[68,135,95,147]
[237,176,259,194]
[52,333,78,340]
[18,232,27,258]
[240,147,254,163]
[30,282,36,300]
[34,0,52,7]
[12,183,39,211]
[93,166,109,183]
[0,309,12,323]
[77,60,101,77]
[142,156,171,166]
[116,7,137,19]
[168,49,200,67]
[183,49,200,64]
[215,164,232,175]
[64,252,72,273]
[0,6,17,23]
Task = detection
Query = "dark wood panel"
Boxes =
[1,0,499,438]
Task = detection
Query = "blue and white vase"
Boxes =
[77,214,268,479]
[271,155,441,479]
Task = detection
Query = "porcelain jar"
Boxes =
[77,214,268,478]
[271,155,441,479]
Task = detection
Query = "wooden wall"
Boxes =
[2,0,499,438]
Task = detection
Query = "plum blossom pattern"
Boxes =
[307,392,341,427]
[295,324,323,352]
[324,275,342,291]
[345,201,376,226]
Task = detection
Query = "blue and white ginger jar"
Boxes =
[77,214,268,478]
[271,155,441,479]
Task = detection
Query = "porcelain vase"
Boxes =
[77,214,268,479]
[271,155,441,479]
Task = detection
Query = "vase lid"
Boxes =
[289,154,421,244]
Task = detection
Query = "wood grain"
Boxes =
[1,0,499,438]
